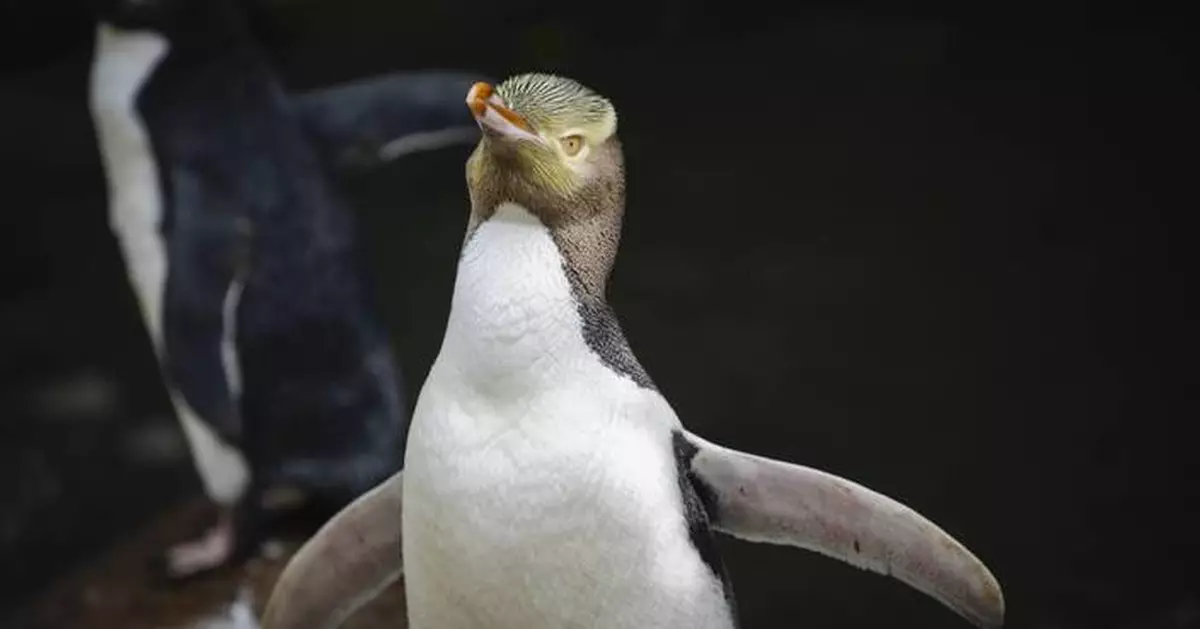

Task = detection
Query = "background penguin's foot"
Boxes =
[151,487,347,584]
[165,514,234,576]
[13,494,411,629]
[153,509,242,583]
[146,484,361,587]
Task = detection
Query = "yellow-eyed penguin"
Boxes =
[260,73,1005,629]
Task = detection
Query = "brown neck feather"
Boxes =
[466,137,626,301]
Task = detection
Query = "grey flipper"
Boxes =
[293,71,490,169]
[262,431,1002,629]
[261,471,406,629]
[679,430,1005,629]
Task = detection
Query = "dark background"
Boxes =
[1,1,1195,628]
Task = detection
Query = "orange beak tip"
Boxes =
[466,83,543,145]
[466,82,493,118]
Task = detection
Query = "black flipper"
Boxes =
[160,187,250,445]
[293,71,490,170]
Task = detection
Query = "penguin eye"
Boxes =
[560,135,585,157]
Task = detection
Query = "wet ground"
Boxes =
[7,497,408,629]
[1,6,1195,629]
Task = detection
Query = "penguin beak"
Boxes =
[467,82,546,146]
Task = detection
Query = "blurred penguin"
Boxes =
[87,0,487,580]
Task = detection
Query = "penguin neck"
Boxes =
[442,202,606,394]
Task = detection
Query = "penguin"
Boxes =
[260,74,1005,629]
[87,0,489,580]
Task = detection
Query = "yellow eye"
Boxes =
[560,135,585,157]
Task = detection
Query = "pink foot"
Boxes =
[163,511,235,578]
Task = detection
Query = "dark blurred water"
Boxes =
[1,3,1195,628]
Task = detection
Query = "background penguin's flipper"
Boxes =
[261,470,405,629]
[680,431,1005,629]
[293,71,491,170]
[159,192,252,508]
[160,211,247,446]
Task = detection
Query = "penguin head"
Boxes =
[90,0,251,48]
[465,73,624,231]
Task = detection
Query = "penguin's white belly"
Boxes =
[403,379,732,629]
[401,203,733,629]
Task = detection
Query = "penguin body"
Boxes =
[91,20,253,507]
[88,0,487,577]
[262,74,1003,629]
[402,202,735,629]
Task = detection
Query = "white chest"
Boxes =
[401,204,733,629]
[89,23,170,346]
